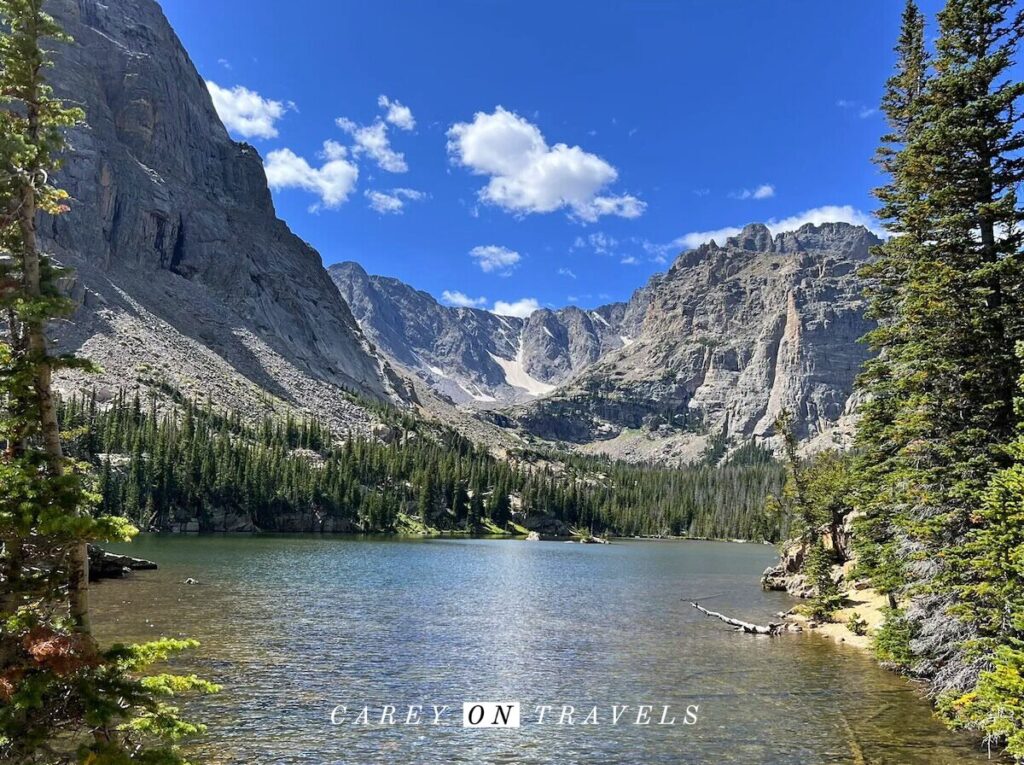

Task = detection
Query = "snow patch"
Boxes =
[489,343,556,396]
[591,311,610,327]
[620,335,634,347]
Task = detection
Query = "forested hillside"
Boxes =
[59,391,784,541]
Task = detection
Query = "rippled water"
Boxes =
[92,536,990,764]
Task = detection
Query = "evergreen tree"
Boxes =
[0,4,214,761]
[854,0,1024,755]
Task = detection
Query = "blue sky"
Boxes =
[161,1,941,315]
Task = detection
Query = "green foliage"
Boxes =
[0,3,213,762]
[771,412,853,620]
[57,389,787,541]
[851,0,1024,757]
[939,644,1024,760]
[846,612,869,637]
[873,608,917,671]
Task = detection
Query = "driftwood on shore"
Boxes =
[689,601,799,635]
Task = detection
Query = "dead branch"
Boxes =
[690,601,798,636]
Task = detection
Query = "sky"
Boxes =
[160,0,945,316]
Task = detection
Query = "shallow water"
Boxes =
[93,535,991,764]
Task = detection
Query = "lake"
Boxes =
[93,536,991,764]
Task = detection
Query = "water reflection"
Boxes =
[92,536,991,764]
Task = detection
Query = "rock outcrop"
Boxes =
[500,223,879,461]
[44,0,403,431]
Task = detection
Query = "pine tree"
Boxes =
[853,0,930,600]
[853,0,1024,754]
[0,3,215,761]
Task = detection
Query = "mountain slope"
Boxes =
[44,0,403,430]
[498,223,879,462]
[329,261,630,406]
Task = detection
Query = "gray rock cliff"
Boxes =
[43,0,402,428]
[500,222,879,461]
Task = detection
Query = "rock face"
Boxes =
[329,261,629,406]
[501,223,879,460]
[43,0,402,429]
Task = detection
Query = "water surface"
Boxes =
[94,536,990,764]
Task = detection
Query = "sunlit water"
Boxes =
[93,536,991,764]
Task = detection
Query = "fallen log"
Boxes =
[690,601,799,635]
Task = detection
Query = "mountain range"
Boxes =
[45,0,878,464]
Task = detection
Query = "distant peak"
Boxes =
[728,223,774,252]
[328,260,367,275]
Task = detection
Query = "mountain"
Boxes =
[495,222,880,462]
[329,261,633,406]
[43,0,405,431]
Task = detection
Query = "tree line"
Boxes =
[58,390,785,542]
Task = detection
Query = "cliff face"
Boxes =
[329,262,628,406]
[501,223,879,462]
[44,0,401,428]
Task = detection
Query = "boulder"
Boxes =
[88,545,157,581]
[523,514,572,537]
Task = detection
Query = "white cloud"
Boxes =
[470,244,521,274]
[673,204,880,251]
[492,297,541,317]
[558,267,577,279]
[675,225,746,250]
[365,187,425,214]
[264,140,358,209]
[378,95,415,131]
[447,106,645,222]
[336,117,407,172]
[442,290,487,308]
[837,99,879,119]
[620,256,640,265]
[587,232,617,254]
[206,81,291,139]
[731,183,775,201]
[217,58,232,70]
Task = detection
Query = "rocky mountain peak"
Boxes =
[729,222,775,252]
[496,222,881,463]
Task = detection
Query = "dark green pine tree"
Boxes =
[853,0,930,601]
[939,344,1024,758]
[854,0,1024,753]
[911,0,1024,690]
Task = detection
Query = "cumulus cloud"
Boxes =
[442,290,487,308]
[264,140,358,209]
[336,117,407,172]
[378,95,415,131]
[673,204,881,251]
[470,244,521,274]
[207,81,292,139]
[447,106,645,222]
[492,297,541,317]
[731,183,775,201]
[365,187,425,214]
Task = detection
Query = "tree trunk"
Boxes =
[17,97,90,634]
[690,601,796,635]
